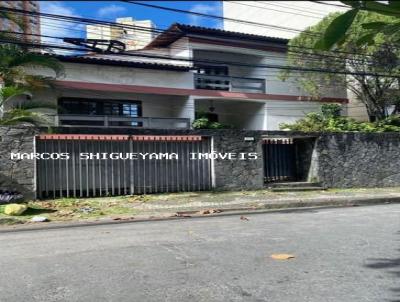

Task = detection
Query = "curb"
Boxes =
[0,196,399,233]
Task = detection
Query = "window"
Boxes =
[195,65,230,91]
[58,97,142,127]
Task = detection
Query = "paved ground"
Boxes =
[0,204,399,302]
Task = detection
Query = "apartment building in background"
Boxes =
[86,17,156,51]
[223,1,369,121]
[0,0,40,42]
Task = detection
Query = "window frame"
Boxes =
[58,97,142,117]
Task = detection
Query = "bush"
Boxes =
[280,104,400,132]
[192,117,232,129]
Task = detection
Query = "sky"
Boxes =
[39,1,223,42]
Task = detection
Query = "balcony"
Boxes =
[194,74,266,94]
[55,115,191,129]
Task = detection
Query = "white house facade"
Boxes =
[31,23,348,131]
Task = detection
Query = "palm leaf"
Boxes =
[0,11,26,30]
[315,9,359,50]
[364,1,400,17]
[0,86,31,107]
[9,53,65,77]
[0,110,52,126]
[17,101,57,111]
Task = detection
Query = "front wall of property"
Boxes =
[2,127,400,199]
[314,133,400,188]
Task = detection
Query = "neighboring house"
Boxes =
[222,1,369,121]
[31,23,348,131]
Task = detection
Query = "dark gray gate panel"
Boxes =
[36,136,212,199]
[263,138,296,182]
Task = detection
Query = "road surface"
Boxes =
[0,204,399,302]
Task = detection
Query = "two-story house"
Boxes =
[31,23,348,131]
[4,23,352,199]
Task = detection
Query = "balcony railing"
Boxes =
[194,74,266,94]
[55,115,191,129]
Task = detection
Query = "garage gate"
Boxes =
[35,134,212,199]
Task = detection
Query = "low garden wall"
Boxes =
[1,126,400,199]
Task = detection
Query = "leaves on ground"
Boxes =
[198,209,221,215]
[173,213,192,218]
[271,254,295,260]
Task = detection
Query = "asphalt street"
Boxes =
[0,204,399,302]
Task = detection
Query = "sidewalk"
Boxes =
[1,187,400,231]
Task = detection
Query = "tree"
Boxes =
[0,44,64,126]
[0,86,55,126]
[316,1,400,50]
[0,10,26,40]
[281,11,400,121]
[280,104,400,133]
[0,8,65,125]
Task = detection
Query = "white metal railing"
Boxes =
[194,74,266,93]
[55,115,191,129]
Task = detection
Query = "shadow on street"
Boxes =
[365,231,400,302]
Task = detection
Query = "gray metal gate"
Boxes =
[263,138,297,182]
[36,135,212,199]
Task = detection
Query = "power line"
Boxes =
[228,1,322,19]
[0,6,377,60]
[1,36,398,79]
[122,0,321,36]
[313,1,351,8]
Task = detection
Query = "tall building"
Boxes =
[223,1,347,39]
[0,1,41,42]
[86,17,155,51]
[223,1,369,121]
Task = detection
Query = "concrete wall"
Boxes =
[32,88,195,125]
[29,63,194,89]
[193,49,346,99]
[265,101,323,130]
[195,99,266,130]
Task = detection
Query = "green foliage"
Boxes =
[321,103,342,118]
[315,9,359,50]
[192,117,232,129]
[317,1,400,49]
[283,11,400,121]
[0,86,55,126]
[0,44,63,126]
[0,11,26,41]
[280,104,400,132]
[0,44,64,87]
